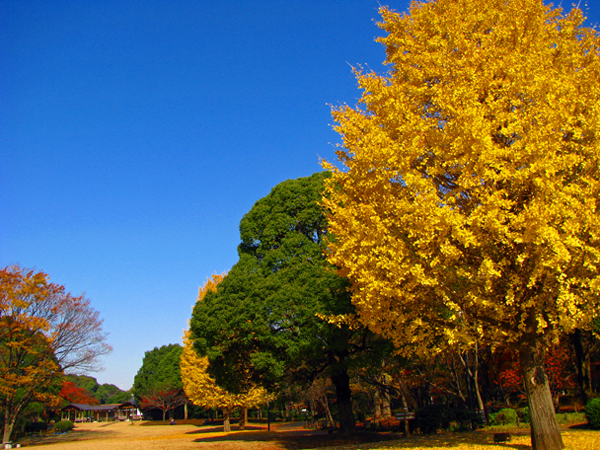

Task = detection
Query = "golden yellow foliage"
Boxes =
[324,2,599,448]
[324,0,600,351]
[181,274,266,414]
[180,330,266,410]
[197,272,226,303]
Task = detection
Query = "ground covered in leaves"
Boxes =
[15,420,600,450]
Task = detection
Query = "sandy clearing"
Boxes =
[15,421,316,450]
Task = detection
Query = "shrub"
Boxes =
[585,397,600,429]
[518,406,530,423]
[415,404,454,434]
[24,422,47,433]
[491,408,518,425]
[54,420,74,433]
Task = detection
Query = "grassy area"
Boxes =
[482,411,587,432]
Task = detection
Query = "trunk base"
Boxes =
[519,341,564,450]
[331,369,356,433]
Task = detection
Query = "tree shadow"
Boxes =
[190,428,532,450]
[191,429,400,449]
[17,428,120,447]
[186,425,268,434]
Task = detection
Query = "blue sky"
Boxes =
[2,1,599,390]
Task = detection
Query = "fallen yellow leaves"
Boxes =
[346,430,600,450]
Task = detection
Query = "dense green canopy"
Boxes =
[133,344,183,399]
[190,172,367,431]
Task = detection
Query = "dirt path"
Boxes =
[14,421,600,450]
[15,421,396,450]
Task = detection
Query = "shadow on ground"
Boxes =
[16,428,120,447]
[189,427,531,450]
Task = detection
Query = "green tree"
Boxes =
[65,375,130,404]
[65,375,99,395]
[190,172,373,432]
[323,1,600,449]
[133,344,186,420]
[96,384,131,404]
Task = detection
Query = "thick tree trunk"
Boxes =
[373,389,382,420]
[519,341,564,450]
[239,407,247,430]
[382,391,392,418]
[184,402,188,420]
[3,408,15,445]
[223,408,231,432]
[331,369,355,433]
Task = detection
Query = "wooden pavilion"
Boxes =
[60,400,140,422]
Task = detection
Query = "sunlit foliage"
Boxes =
[324,1,600,449]
[0,265,110,443]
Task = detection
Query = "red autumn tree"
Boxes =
[140,388,186,421]
[59,381,99,405]
[497,346,576,406]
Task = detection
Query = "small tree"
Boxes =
[59,381,99,405]
[140,388,187,421]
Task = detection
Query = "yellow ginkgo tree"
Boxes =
[323,1,600,449]
[180,274,266,432]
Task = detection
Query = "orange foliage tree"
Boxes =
[0,266,111,443]
[59,381,99,406]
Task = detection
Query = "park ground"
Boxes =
[14,420,600,450]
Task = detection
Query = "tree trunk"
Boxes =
[373,389,382,420]
[184,402,188,420]
[223,408,231,432]
[239,407,247,430]
[399,381,410,437]
[321,394,334,427]
[472,344,485,414]
[460,345,485,425]
[382,391,392,418]
[519,340,564,450]
[3,407,15,445]
[331,369,355,433]
[162,409,166,421]
[570,330,589,404]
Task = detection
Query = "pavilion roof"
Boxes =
[61,401,137,412]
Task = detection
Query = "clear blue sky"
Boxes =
[2,1,599,390]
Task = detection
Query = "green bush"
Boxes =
[518,406,530,423]
[54,420,74,433]
[585,397,600,429]
[415,404,454,434]
[491,408,518,425]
